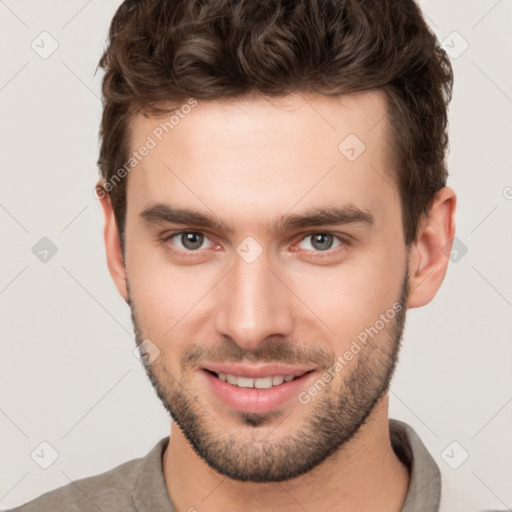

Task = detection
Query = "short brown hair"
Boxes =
[96,0,453,251]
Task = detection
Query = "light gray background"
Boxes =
[0,0,511,510]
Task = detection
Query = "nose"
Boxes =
[214,248,295,352]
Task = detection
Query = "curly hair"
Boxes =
[96,0,453,251]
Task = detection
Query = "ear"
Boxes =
[407,186,457,309]
[96,180,129,302]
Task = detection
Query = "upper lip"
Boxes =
[201,363,313,379]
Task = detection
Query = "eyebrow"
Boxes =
[139,203,374,234]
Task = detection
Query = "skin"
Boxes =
[98,91,456,512]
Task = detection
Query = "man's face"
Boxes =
[123,92,410,481]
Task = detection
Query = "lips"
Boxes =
[200,364,316,414]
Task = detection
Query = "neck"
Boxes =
[162,394,410,512]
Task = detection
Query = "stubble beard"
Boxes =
[128,270,409,482]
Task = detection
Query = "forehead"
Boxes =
[125,91,398,230]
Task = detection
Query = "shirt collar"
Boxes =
[132,436,175,512]
[390,418,442,512]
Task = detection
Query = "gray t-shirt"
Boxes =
[3,419,489,511]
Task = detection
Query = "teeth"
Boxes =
[215,372,302,388]
[237,376,255,388]
[254,376,273,389]
[272,375,285,385]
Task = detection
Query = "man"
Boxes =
[8,0,497,511]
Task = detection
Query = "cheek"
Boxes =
[129,268,192,334]
[125,239,178,337]
[126,242,219,346]
[291,246,406,344]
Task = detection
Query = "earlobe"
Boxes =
[96,179,129,302]
[407,186,457,309]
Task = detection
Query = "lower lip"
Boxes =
[201,369,315,414]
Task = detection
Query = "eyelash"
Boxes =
[160,230,350,259]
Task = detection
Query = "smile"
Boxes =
[201,367,316,414]
[207,370,308,389]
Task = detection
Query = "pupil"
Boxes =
[182,232,203,250]
[312,233,332,251]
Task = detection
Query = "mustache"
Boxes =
[181,337,336,371]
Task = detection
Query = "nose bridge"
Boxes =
[214,248,294,349]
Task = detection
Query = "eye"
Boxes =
[296,233,343,252]
[163,231,216,252]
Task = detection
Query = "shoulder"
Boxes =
[6,452,144,512]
